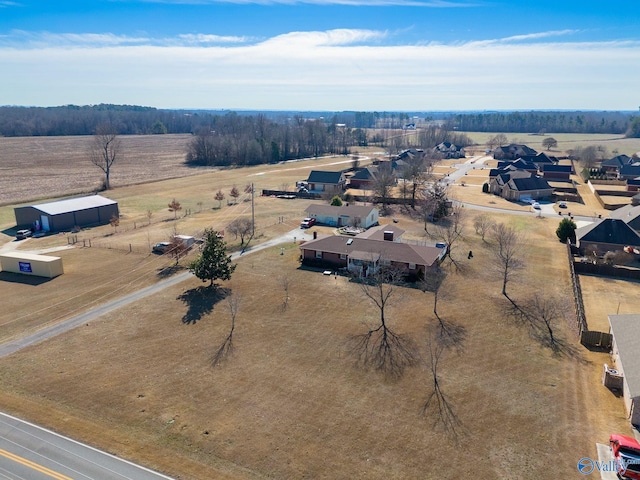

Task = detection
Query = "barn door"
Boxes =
[40,215,50,231]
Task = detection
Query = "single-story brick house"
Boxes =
[299,233,447,278]
[304,204,379,228]
[500,176,553,201]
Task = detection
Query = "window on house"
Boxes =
[409,263,416,270]
[381,259,390,266]
[340,254,346,259]
[316,251,322,259]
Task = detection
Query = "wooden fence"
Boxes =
[566,241,613,349]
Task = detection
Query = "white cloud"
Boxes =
[1,29,638,111]
[176,33,251,44]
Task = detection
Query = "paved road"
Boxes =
[0,412,174,479]
[0,227,313,359]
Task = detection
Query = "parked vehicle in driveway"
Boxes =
[610,434,640,479]
[531,202,541,210]
[15,229,32,240]
[300,217,316,228]
[152,242,171,254]
[558,201,567,208]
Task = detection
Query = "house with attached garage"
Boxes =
[500,176,553,201]
[306,170,347,194]
[299,228,446,279]
[304,204,379,228]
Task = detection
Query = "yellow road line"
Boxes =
[0,448,73,480]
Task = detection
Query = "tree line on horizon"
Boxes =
[1,104,638,138]
[444,110,637,136]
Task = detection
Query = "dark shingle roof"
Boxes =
[576,218,640,245]
[307,170,345,184]
[602,154,632,168]
[542,164,572,173]
[509,177,552,192]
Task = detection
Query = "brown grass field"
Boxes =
[0,133,638,479]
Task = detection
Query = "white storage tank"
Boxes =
[0,252,64,278]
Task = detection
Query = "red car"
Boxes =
[300,217,316,228]
[610,434,640,479]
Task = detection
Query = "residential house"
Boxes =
[493,144,538,160]
[395,148,425,162]
[349,166,379,189]
[619,163,640,181]
[575,218,640,255]
[626,177,640,192]
[500,176,553,201]
[299,234,446,279]
[609,204,640,232]
[601,154,633,178]
[488,168,532,196]
[434,142,466,159]
[520,152,558,169]
[355,224,405,242]
[607,314,640,426]
[541,164,573,181]
[497,159,539,175]
[306,170,347,194]
[304,204,379,228]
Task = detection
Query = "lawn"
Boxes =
[0,206,632,480]
[0,133,636,479]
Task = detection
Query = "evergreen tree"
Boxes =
[189,228,236,287]
[556,218,577,243]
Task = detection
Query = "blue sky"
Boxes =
[1,0,639,111]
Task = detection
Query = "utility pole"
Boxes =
[251,182,255,236]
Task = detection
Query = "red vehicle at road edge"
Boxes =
[610,434,640,479]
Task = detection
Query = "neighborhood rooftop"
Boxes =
[609,314,640,398]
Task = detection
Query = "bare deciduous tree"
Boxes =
[227,217,253,245]
[214,189,225,209]
[523,292,569,352]
[229,185,240,204]
[168,198,182,219]
[435,205,464,269]
[473,213,495,242]
[489,222,525,300]
[90,124,121,190]
[279,276,291,310]
[109,213,119,233]
[168,235,189,265]
[372,166,396,215]
[146,209,153,225]
[350,264,417,378]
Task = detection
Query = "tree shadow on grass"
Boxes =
[177,286,230,325]
[157,264,186,278]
